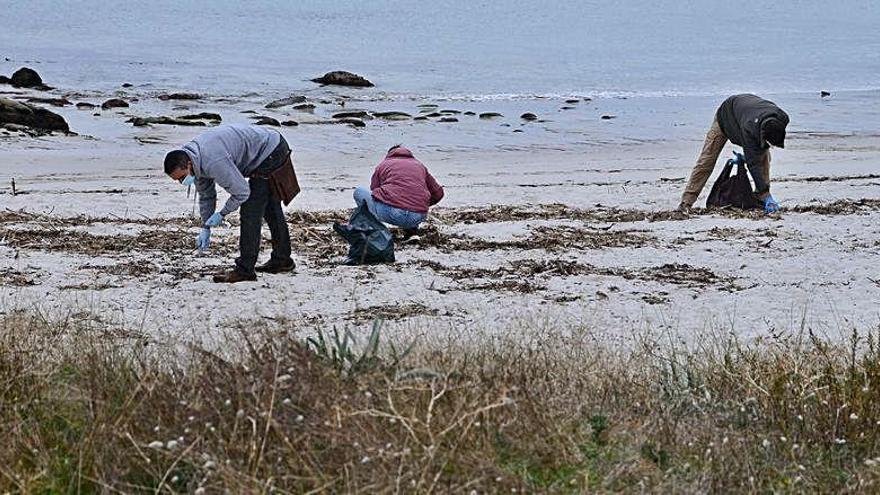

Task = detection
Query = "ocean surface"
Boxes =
[1,0,878,98]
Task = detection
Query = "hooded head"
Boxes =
[762,117,786,148]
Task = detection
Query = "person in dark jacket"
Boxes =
[679,94,789,212]
[353,145,444,234]
[164,124,296,283]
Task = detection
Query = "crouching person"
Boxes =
[164,124,299,283]
[353,145,444,235]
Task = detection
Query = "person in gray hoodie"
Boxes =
[164,124,296,283]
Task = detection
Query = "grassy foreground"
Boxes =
[2,311,880,493]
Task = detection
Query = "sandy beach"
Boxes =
[3,81,879,347]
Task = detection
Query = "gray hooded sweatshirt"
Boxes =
[181,124,281,223]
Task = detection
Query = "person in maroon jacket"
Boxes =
[353,145,444,234]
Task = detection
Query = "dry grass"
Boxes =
[3,309,880,493]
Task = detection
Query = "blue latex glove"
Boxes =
[204,212,223,227]
[731,150,745,165]
[196,227,211,250]
[764,195,780,213]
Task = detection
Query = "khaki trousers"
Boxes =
[680,118,771,207]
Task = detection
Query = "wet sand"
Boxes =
[2,84,880,345]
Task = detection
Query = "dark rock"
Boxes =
[601,115,616,120]
[464,111,476,116]
[424,112,443,118]
[332,111,370,119]
[158,93,201,101]
[253,116,281,126]
[439,117,459,123]
[583,97,593,102]
[10,67,52,90]
[311,71,374,87]
[179,112,222,121]
[560,106,575,110]
[241,110,258,114]
[76,102,97,110]
[520,112,538,121]
[373,111,411,120]
[417,104,438,108]
[820,91,831,98]
[122,83,133,88]
[127,116,206,127]
[101,98,129,110]
[26,97,72,107]
[0,76,9,85]
[293,103,316,112]
[479,112,503,119]
[92,113,100,116]
[281,120,299,127]
[265,95,307,109]
[0,97,69,132]
[513,129,524,133]
[500,123,511,127]
[440,110,461,114]
[2,122,54,137]
[565,99,580,104]
[337,118,366,128]
[413,116,429,121]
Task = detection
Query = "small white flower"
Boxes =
[203,460,216,469]
[147,441,164,449]
[797,415,803,421]
[282,398,292,405]
[171,476,179,483]
[797,464,806,471]
[278,374,292,382]
[722,437,729,444]
[194,488,206,495]
[835,438,847,444]
[360,456,370,464]
[780,436,787,443]
[224,399,232,406]
[166,440,179,450]
[762,439,771,448]
[365,391,372,398]
[188,416,195,422]
[865,459,877,467]
[850,413,859,420]
[236,409,245,418]
[295,414,304,422]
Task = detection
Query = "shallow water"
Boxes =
[2,0,878,97]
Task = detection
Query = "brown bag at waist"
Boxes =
[268,154,300,206]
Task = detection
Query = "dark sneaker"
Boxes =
[212,270,257,283]
[401,228,420,239]
[255,259,296,274]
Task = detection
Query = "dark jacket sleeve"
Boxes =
[425,170,444,205]
[742,126,770,194]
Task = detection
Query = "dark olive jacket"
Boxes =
[716,94,789,194]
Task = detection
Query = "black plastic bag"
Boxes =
[333,202,395,265]
[706,154,763,210]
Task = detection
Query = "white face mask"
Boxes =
[181,174,196,187]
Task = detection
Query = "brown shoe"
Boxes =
[212,270,257,283]
[255,259,296,274]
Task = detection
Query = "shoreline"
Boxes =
[2,78,880,340]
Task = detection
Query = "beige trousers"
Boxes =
[680,118,771,207]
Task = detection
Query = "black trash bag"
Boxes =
[706,152,763,210]
[333,202,395,265]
